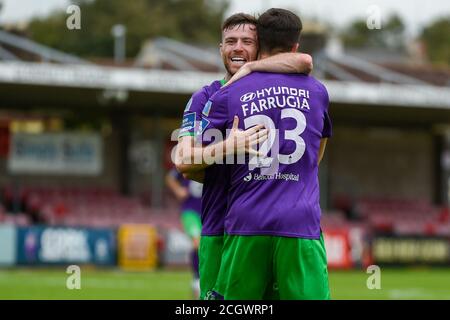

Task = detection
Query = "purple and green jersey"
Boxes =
[179,80,223,139]
[169,168,202,214]
[179,79,228,236]
[203,72,332,239]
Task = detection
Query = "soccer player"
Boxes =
[176,13,313,300]
[165,168,203,298]
[181,8,332,299]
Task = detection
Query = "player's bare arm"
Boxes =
[183,170,205,183]
[165,172,189,201]
[225,52,313,86]
[176,116,268,174]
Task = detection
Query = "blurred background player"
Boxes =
[165,168,203,298]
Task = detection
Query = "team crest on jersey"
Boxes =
[202,100,212,116]
[184,97,193,112]
[204,290,224,300]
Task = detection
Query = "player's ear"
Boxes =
[291,43,299,53]
[219,42,224,55]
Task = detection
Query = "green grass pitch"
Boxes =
[1,267,450,300]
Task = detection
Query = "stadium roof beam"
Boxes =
[322,60,361,82]
[0,30,91,65]
[327,53,430,86]
[135,43,198,71]
[152,37,223,69]
[0,45,19,61]
[1,61,450,110]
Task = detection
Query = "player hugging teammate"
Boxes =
[175,8,331,300]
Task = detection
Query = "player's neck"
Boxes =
[259,49,286,60]
[259,53,271,60]
[224,73,232,82]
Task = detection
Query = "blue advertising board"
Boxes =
[16,226,116,265]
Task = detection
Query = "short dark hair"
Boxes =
[222,12,257,33]
[257,8,302,54]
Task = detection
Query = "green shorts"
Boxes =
[181,210,202,239]
[200,235,280,300]
[214,233,330,300]
[199,235,224,300]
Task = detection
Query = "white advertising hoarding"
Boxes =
[8,132,102,175]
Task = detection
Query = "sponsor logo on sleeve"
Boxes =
[179,112,196,137]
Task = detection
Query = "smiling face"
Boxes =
[220,23,258,77]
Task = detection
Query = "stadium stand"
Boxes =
[0,185,182,229]
[354,197,450,236]
[0,27,449,270]
[3,182,447,237]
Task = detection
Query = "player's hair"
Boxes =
[257,8,302,54]
[222,12,257,33]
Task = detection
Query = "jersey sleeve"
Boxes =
[200,89,229,145]
[178,88,209,139]
[319,83,332,138]
[168,167,183,182]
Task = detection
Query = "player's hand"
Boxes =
[225,116,268,156]
[176,188,189,202]
[183,170,205,184]
[223,62,253,87]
